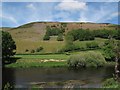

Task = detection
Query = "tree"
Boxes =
[36,47,43,52]
[113,41,120,82]
[43,34,50,40]
[116,29,120,40]
[103,37,120,82]
[102,39,115,61]
[2,31,16,59]
[57,34,63,41]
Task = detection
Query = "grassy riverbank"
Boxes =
[5,53,115,68]
[5,60,67,68]
[5,54,68,68]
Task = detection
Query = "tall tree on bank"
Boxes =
[114,40,120,82]
[2,31,16,63]
[103,35,120,82]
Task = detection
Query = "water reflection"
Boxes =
[3,66,114,88]
[2,67,15,88]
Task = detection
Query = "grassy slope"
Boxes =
[2,22,117,54]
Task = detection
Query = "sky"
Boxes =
[1,0,119,27]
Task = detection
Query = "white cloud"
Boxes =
[55,0,87,11]
[78,3,118,23]
[25,3,55,23]
[105,12,120,21]
[26,3,36,10]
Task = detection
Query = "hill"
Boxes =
[1,22,118,54]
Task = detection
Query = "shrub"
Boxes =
[85,51,106,67]
[36,47,43,52]
[67,54,86,68]
[67,51,106,68]
[86,42,99,49]
[61,23,67,27]
[25,49,29,52]
[31,49,35,53]
[102,78,120,88]
[62,43,75,52]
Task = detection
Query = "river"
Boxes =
[2,66,114,88]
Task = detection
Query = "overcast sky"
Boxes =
[1,0,119,27]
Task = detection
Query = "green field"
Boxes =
[15,54,69,60]
[6,60,67,68]
[5,51,115,68]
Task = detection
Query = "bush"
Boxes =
[67,51,106,68]
[61,23,67,27]
[62,43,75,52]
[25,49,29,52]
[67,54,86,68]
[57,34,63,41]
[31,49,35,53]
[102,78,120,88]
[36,47,43,52]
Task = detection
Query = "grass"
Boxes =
[74,38,107,48]
[5,54,69,68]
[11,37,107,54]
[5,60,67,68]
[5,51,116,68]
[15,39,65,54]
[102,78,120,88]
[15,54,69,60]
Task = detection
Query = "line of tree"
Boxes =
[66,29,95,41]
[43,26,65,41]
[46,26,64,36]
[93,29,119,39]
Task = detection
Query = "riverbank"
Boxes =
[5,58,115,68]
[5,59,67,68]
[4,53,116,68]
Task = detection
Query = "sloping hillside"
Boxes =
[2,22,118,54]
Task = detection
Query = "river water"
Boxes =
[2,66,114,88]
